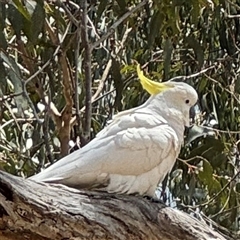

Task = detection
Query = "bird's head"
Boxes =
[137,65,198,127]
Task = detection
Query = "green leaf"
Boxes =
[198,159,213,185]
[188,175,196,200]
[97,1,108,20]
[0,3,6,30]
[7,4,24,38]
[235,183,240,194]
[234,76,240,94]
[211,153,227,169]
[12,0,31,20]
[185,125,215,145]
[0,52,28,113]
[198,158,222,195]
[185,35,204,68]
[191,0,200,25]
[0,31,7,50]
[0,59,7,94]
[115,0,126,12]
[30,1,45,44]
[25,0,36,16]
[148,11,163,47]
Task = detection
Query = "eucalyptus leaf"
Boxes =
[0,52,28,114]
[185,125,215,145]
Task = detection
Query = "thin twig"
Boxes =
[22,83,42,124]
[3,102,21,131]
[70,28,132,128]
[24,45,61,86]
[203,72,240,105]
[0,92,23,102]
[227,14,240,18]
[179,167,240,209]
[168,64,216,82]
[0,118,38,131]
[91,0,148,50]
[68,0,110,53]
[74,18,81,138]
[58,54,74,156]
[92,27,132,103]
[225,0,240,11]
[56,0,79,26]
[43,19,72,129]
[92,60,113,101]
[202,125,240,134]
[43,98,54,164]
[70,89,116,127]
[24,19,71,87]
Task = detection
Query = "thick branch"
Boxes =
[58,54,74,156]
[81,0,92,145]
[0,171,228,240]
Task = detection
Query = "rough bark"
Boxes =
[0,170,229,240]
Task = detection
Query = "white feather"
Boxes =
[30,81,198,197]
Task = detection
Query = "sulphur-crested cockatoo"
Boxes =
[30,65,198,197]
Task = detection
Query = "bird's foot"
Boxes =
[144,196,165,204]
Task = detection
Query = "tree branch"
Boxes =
[74,16,81,138]
[44,18,74,157]
[81,0,92,145]
[0,170,229,240]
[58,54,74,156]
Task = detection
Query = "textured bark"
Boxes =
[0,170,228,240]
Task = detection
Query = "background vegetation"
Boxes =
[0,0,239,238]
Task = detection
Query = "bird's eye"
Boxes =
[185,99,190,104]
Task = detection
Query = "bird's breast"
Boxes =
[104,150,178,197]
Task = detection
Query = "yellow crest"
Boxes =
[137,65,173,95]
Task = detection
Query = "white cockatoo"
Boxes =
[30,65,198,197]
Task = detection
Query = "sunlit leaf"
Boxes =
[12,0,31,20]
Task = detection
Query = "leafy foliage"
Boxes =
[0,0,239,237]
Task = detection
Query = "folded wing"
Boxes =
[30,112,181,195]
